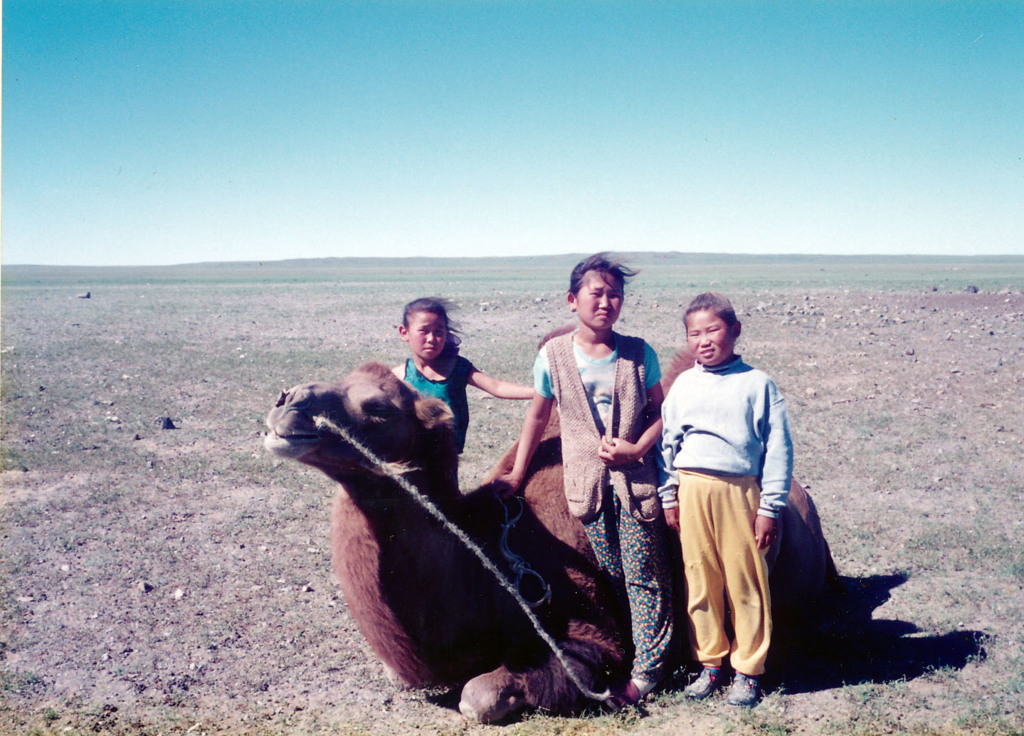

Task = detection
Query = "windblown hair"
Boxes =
[401,297,462,357]
[683,292,739,329]
[568,253,637,296]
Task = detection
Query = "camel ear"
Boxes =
[414,397,455,433]
[414,397,458,461]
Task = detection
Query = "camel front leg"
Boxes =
[459,665,526,723]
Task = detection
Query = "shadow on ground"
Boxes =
[761,572,986,694]
[422,573,985,722]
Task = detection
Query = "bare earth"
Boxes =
[1,262,1022,735]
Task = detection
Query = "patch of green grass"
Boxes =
[506,707,644,735]
[736,702,791,735]
[953,699,1024,735]
[1006,550,1024,582]
[0,669,43,695]
[0,445,28,472]
[1004,654,1024,696]
[906,523,1014,576]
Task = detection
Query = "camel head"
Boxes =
[264,362,458,481]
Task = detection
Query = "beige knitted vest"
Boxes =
[546,332,660,524]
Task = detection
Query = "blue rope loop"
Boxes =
[498,496,552,609]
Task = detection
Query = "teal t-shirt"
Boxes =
[403,356,474,453]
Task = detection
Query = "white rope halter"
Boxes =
[313,415,612,703]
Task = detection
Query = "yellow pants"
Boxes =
[677,470,772,676]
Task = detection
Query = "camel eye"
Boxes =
[275,391,289,408]
[362,397,398,423]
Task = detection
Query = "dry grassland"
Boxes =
[2,255,1022,735]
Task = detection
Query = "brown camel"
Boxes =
[264,358,837,721]
[265,363,628,722]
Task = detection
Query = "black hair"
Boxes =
[400,297,461,357]
[683,292,739,329]
[568,253,638,295]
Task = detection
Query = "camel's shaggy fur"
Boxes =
[264,357,837,722]
[266,363,627,722]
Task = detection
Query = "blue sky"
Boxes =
[3,1,1022,266]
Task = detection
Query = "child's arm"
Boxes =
[494,393,554,496]
[598,382,665,466]
[758,381,794,519]
[467,369,535,400]
[391,364,405,380]
[658,383,683,531]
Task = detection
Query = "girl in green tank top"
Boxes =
[391,297,533,453]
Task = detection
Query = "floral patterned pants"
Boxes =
[583,489,674,683]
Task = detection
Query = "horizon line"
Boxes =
[4,251,1024,270]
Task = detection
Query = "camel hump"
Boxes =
[770,480,835,617]
[659,348,696,393]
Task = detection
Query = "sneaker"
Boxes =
[683,667,722,700]
[726,672,761,707]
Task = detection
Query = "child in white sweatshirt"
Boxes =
[659,292,793,708]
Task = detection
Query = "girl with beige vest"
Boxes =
[499,253,674,707]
